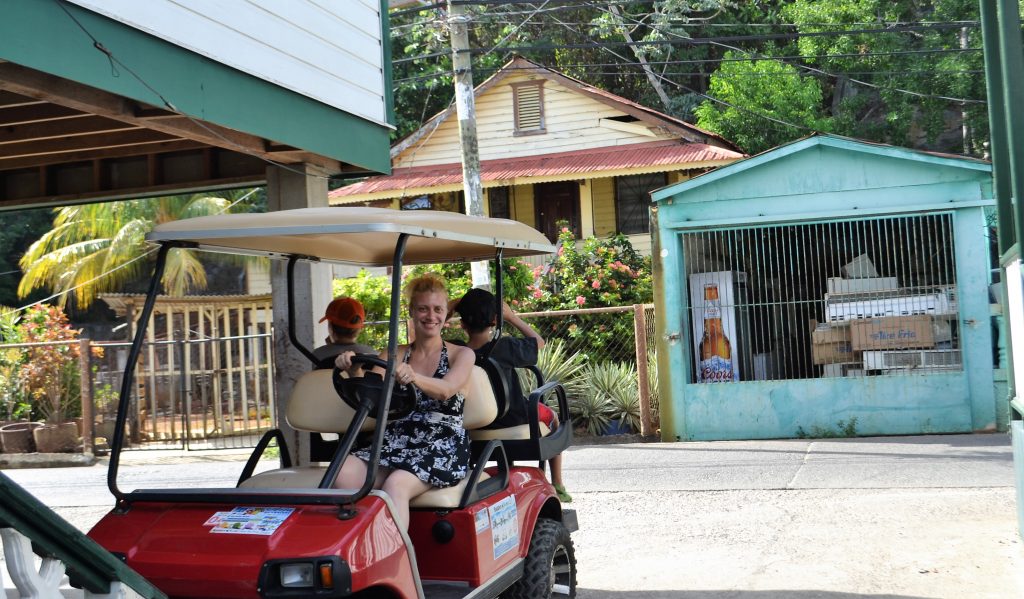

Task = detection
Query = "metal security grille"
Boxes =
[682,214,960,383]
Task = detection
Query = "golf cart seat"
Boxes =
[468,364,572,464]
[240,366,508,510]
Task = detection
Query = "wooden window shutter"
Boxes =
[514,82,544,133]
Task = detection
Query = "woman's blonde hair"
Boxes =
[404,272,448,307]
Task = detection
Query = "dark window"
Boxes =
[615,173,666,234]
[489,187,510,219]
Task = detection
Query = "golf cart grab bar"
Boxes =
[237,429,293,487]
[287,255,320,365]
[107,243,172,502]
[121,488,372,507]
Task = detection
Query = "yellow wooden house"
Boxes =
[329,57,744,254]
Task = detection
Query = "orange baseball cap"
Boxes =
[319,297,366,329]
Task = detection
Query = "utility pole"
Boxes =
[448,0,490,288]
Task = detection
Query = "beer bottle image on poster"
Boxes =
[698,284,734,382]
[688,271,748,383]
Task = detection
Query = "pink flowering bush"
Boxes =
[518,225,653,361]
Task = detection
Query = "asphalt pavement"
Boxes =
[3,433,1023,598]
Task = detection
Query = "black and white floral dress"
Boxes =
[354,342,470,488]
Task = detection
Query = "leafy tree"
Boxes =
[0,208,52,307]
[18,190,260,311]
[695,50,833,153]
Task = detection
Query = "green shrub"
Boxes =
[520,338,588,403]
[584,361,641,434]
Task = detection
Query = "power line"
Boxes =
[11,188,262,314]
[590,4,986,104]
[394,63,984,84]
[395,39,981,65]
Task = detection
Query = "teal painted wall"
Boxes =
[680,374,972,441]
[653,136,997,441]
[0,1,392,174]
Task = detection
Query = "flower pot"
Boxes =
[1,422,42,453]
[33,421,79,453]
[602,418,632,436]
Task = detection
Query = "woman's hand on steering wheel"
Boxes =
[394,362,418,387]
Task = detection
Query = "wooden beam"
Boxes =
[0,175,265,211]
[0,139,205,170]
[0,90,44,108]
[1,128,181,160]
[0,103,82,127]
[0,115,140,145]
[0,62,283,162]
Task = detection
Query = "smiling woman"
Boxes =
[332,272,476,532]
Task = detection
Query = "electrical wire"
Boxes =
[394,63,984,84]
[590,4,987,104]
[11,188,262,313]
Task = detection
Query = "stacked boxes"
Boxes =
[811,255,959,376]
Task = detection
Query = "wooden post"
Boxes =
[634,304,654,437]
[78,338,93,455]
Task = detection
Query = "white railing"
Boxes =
[1,528,145,598]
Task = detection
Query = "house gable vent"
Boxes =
[513,81,545,135]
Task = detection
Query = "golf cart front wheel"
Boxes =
[503,518,577,599]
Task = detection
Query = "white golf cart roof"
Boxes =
[148,207,555,266]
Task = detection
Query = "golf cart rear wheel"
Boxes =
[502,518,577,599]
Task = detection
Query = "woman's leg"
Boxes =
[380,469,432,532]
[333,456,388,490]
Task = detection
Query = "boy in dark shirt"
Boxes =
[451,288,571,502]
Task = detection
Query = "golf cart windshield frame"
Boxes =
[106,215,526,510]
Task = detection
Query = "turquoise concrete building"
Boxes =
[651,135,998,441]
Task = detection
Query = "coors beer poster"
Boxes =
[689,271,746,383]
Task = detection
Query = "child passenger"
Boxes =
[451,288,572,503]
[313,296,376,367]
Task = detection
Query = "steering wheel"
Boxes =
[332,354,415,420]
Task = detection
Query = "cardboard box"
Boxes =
[850,315,936,351]
[811,325,856,365]
[826,276,899,296]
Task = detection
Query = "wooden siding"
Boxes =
[510,184,536,228]
[66,0,387,125]
[395,73,678,168]
[592,177,616,236]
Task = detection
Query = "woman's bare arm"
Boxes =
[402,344,474,402]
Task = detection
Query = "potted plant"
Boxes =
[0,306,39,453]
[17,305,83,453]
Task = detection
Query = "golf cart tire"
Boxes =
[503,518,577,599]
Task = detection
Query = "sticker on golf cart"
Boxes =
[488,496,519,560]
[205,507,294,535]
[474,509,490,534]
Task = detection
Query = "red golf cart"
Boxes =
[87,207,577,598]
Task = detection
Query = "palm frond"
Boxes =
[162,249,208,296]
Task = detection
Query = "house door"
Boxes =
[534,181,580,242]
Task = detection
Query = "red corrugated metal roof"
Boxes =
[331,141,742,198]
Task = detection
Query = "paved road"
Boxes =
[3,433,1023,598]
